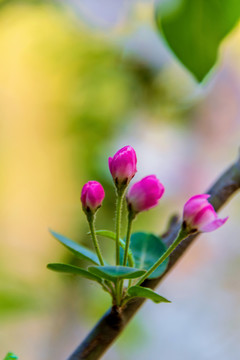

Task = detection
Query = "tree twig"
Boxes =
[67,156,240,360]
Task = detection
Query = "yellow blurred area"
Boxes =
[0,4,81,281]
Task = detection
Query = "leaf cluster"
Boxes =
[47,230,170,305]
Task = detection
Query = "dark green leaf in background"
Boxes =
[128,285,171,304]
[156,0,240,81]
[129,232,168,279]
[88,266,145,283]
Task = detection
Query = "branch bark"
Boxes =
[68,156,240,360]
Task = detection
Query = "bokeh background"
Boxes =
[1,0,240,359]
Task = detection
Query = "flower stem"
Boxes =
[87,213,104,266]
[115,190,124,265]
[118,212,134,303]
[123,212,134,266]
[135,227,189,286]
[87,214,116,300]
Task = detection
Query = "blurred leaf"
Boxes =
[47,263,102,284]
[129,232,168,279]
[88,266,145,283]
[156,0,240,81]
[95,230,135,266]
[128,286,171,304]
[3,353,18,360]
[49,229,100,265]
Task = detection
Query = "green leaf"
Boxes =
[128,286,171,304]
[156,0,240,81]
[4,353,18,360]
[47,263,103,284]
[49,229,100,265]
[88,266,145,282]
[128,232,168,279]
[95,230,135,266]
[95,230,117,241]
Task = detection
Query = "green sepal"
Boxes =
[127,285,171,304]
[88,265,145,283]
[128,232,168,279]
[49,229,100,265]
[47,263,103,284]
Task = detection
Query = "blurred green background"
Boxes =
[1,1,240,359]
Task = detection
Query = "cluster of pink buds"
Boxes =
[81,145,165,217]
[80,145,228,234]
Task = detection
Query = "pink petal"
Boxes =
[127,175,164,213]
[200,217,229,232]
[108,146,137,184]
[183,194,211,222]
[81,181,105,212]
[192,204,217,228]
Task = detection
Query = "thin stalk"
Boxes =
[103,281,115,296]
[87,213,116,302]
[115,190,124,265]
[135,227,189,286]
[128,279,132,289]
[123,213,134,266]
[101,283,112,293]
[127,252,135,267]
[87,214,104,266]
[119,212,134,303]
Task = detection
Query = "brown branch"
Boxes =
[67,156,240,360]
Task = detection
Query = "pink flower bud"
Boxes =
[183,194,228,232]
[108,146,137,188]
[81,181,105,214]
[126,175,165,214]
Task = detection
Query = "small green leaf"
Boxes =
[156,0,240,81]
[95,230,135,266]
[95,230,117,241]
[49,229,99,265]
[4,353,18,360]
[47,263,102,284]
[129,232,168,279]
[128,286,171,304]
[88,266,145,282]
